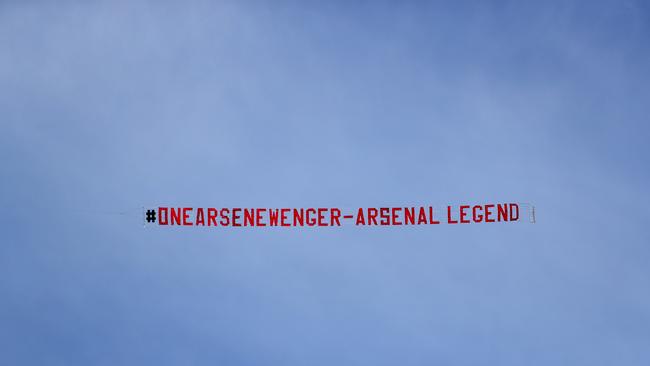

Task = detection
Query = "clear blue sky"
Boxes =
[1,1,649,365]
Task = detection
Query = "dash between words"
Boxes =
[154,203,520,227]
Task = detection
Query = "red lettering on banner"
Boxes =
[196,208,205,226]
[510,203,519,221]
[182,207,192,226]
[355,208,365,225]
[281,208,290,227]
[391,207,402,225]
[429,206,440,224]
[208,208,218,226]
[331,208,341,226]
[244,209,255,226]
[318,208,327,226]
[417,207,427,225]
[459,205,470,224]
[472,205,483,222]
[220,208,230,226]
[147,203,530,228]
[158,207,168,225]
[232,208,241,227]
[269,209,279,226]
[171,208,182,225]
[306,208,316,226]
[293,209,304,226]
[497,204,508,221]
[257,209,266,227]
[405,207,415,225]
[447,206,458,224]
[368,208,378,225]
[485,204,495,222]
[380,207,390,226]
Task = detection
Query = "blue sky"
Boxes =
[1,1,649,365]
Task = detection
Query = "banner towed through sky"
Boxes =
[143,203,536,228]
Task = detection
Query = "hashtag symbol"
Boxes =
[146,209,156,223]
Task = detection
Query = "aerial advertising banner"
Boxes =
[143,203,535,228]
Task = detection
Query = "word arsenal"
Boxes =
[155,204,520,227]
